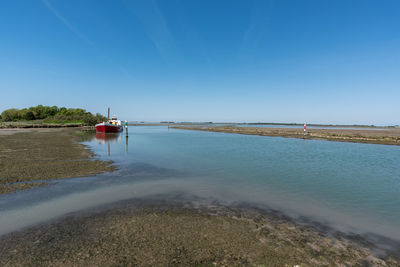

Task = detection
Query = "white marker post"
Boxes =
[304,123,307,137]
[125,120,129,153]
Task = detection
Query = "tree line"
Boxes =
[0,105,106,126]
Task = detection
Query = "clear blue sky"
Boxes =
[1,0,399,125]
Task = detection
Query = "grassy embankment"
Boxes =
[0,129,115,195]
[172,125,400,146]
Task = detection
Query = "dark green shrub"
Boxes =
[18,109,35,120]
[1,109,19,121]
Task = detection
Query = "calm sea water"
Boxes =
[0,126,399,240]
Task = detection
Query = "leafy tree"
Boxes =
[29,105,45,119]
[1,109,19,121]
[59,107,67,114]
[18,109,35,120]
[42,105,58,117]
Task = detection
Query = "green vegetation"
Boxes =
[0,105,106,126]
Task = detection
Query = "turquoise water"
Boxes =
[0,126,399,241]
[89,127,400,236]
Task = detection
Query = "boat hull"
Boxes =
[95,123,123,133]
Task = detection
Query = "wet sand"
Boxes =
[172,126,400,146]
[1,198,399,266]
[0,128,115,194]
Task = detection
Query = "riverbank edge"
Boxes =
[0,123,95,129]
[0,128,115,195]
[171,126,400,146]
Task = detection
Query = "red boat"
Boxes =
[95,121,123,132]
[95,109,124,132]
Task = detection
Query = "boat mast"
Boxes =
[107,107,110,121]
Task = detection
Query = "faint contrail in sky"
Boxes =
[41,0,132,77]
[239,0,274,61]
[42,0,96,49]
[123,0,178,62]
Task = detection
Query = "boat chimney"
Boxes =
[107,107,110,120]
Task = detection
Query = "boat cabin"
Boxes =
[109,116,122,126]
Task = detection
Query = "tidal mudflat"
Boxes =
[0,126,399,266]
[0,128,115,194]
[1,198,400,266]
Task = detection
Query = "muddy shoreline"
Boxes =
[0,122,95,129]
[1,197,399,266]
[172,126,400,146]
[0,128,115,194]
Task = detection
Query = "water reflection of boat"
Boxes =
[95,133,121,156]
[94,132,128,155]
[95,132,120,143]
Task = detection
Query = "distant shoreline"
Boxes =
[171,125,400,146]
[128,122,399,129]
[228,122,397,128]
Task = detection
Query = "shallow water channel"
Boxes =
[0,126,399,242]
